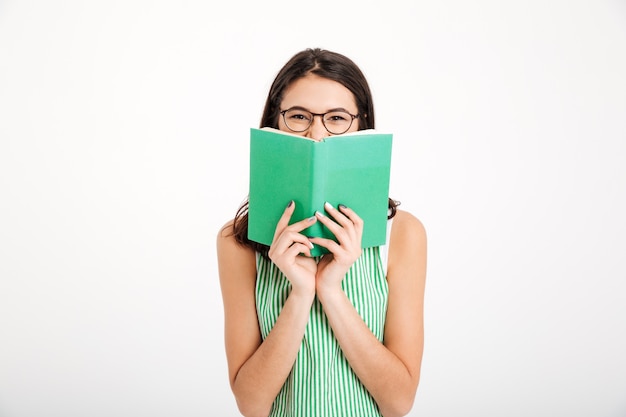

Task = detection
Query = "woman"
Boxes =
[217,48,427,417]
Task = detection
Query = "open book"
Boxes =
[248,127,393,257]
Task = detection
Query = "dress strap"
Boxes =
[379,218,393,277]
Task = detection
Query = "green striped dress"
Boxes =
[255,241,390,417]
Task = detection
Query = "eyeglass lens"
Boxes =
[282,109,354,135]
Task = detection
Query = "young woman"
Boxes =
[217,48,427,417]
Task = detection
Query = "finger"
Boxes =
[322,202,351,227]
[285,242,314,258]
[334,203,365,243]
[272,200,296,242]
[286,214,318,233]
[335,203,364,229]
[314,209,345,241]
[315,208,355,245]
[321,203,362,242]
[273,229,315,255]
[308,236,341,254]
[337,204,363,241]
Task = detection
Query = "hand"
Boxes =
[268,201,318,298]
[309,202,364,294]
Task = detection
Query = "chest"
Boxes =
[255,247,389,341]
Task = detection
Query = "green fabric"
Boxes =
[256,246,388,417]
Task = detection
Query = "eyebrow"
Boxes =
[285,105,354,114]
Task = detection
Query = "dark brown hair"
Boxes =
[229,48,399,256]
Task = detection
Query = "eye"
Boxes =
[325,112,350,123]
[286,110,311,121]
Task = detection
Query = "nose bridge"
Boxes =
[306,113,328,141]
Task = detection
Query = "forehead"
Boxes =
[281,74,357,112]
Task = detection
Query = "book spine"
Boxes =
[307,143,329,256]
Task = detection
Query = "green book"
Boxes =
[248,127,393,257]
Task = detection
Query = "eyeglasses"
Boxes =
[280,107,359,135]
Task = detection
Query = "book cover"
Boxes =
[248,127,393,257]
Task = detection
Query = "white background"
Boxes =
[1,1,625,416]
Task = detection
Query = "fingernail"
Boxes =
[307,216,316,222]
[324,202,334,210]
[286,200,293,208]
[338,204,347,210]
[315,211,325,218]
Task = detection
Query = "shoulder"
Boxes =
[387,209,427,280]
[216,219,257,280]
[216,219,252,253]
[216,219,237,253]
[390,209,426,247]
[217,219,236,246]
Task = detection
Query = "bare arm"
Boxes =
[312,208,427,417]
[216,204,320,417]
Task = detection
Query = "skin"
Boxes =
[217,74,427,417]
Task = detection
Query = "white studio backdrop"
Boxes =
[1,1,625,416]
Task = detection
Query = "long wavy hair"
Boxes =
[229,48,399,257]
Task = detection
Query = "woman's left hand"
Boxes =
[309,202,364,294]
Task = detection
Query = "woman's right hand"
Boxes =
[268,201,318,298]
